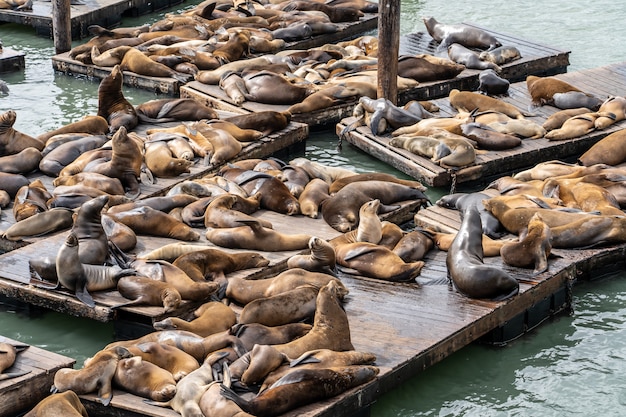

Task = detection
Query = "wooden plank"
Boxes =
[0,47,25,72]
[0,335,75,417]
[338,61,626,187]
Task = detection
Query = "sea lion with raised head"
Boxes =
[500,213,552,274]
[0,110,44,154]
[97,65,138,133]
[287,236,337,274]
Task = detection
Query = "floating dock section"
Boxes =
[0,335,75,416]
[180,25,571,127]
[0,47,25,72]
[0,0,187,39]
[337,62,626,188]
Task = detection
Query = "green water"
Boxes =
[1,0,626,415]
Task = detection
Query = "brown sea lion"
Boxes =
[39,135,108,177]
[52,346,133,406]
[153,301,237,337]
[121,47,191,83]
[449,89,528,119]
[2,208,74,241]
[526,75,583,106]
[542,107,591,131]
[578,129,626,166]
[329,172,427,194]
[335,241,425,281]
[298,178,330,218]
[91,44,131,67]
[543,112,605,140]
[23,391,88,417]
[108,205,200,241]
[392,229,434,262]
[116,275,182,312]
[287,81,377,115]
[206,220,311,251]
[241,70,317,105]
[446,206,519,300]
[203,193,272,229]
[548,214,626,248]
[419,227,508,257]
[287,236,337,274]
[0,110,44,155]
[232,322,313,352]
[37,115,108,144]
[172,247,270,282]
[0,341,29,381]
[500,213,552,274]
[13,179,52,222]
[125,342,199,382]
[144,140,194,178]
[225,268,340,306]
[271,280,354,359]
[0,146,42,174]
[204,120,264,142]
[71,195,110,265]
[0,172,29,197]
[396,53,465,82]
[136,98,219,123]
[114,356,177,401]
[96,65,138,133]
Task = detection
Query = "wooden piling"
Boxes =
[52,0,72,54]
[377,0,400,103]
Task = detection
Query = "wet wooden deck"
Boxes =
[0,0,187,39]
[337,61,626,188]
[180,24,570,128]
[50,13,378,95]
[0,335,75,417]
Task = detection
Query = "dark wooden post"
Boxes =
[377,0,400,104]
[52,0,72,54]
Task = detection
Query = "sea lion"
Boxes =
[233,344,288,386]
[289,157,356,184]
[232,322,313,352]
[144,140,194,178]
[594,96,626,129]
[113,356,177,401]
[526,75,583,107]
[71,195,110,265]
[0,146,42,174]
[204,120,264,142]
[205,220,312,251]
[0,172,29,197]
[12,179,51,222]
[287,81,377,115]
[335,241,425,281]
[477,68,510,95]
[487,119,546,139]
[552,91,603,110]
[0,341,29,381]
[238,284,321,327]
[287,236,337,274]
[437,192,505,238]
[125,342,199,382]
[321,180,430,232]
[449,89,528,119]
[136,98,219,123]
[37,115,109,145]
[460,121,522,150]
[578,129,626,166]
[96,65,138,133]
[2,208,74,241]
[121,47,191,83]
[356,96,423,135]
[0,110,44,154]
[389,135,452,163]
[153,301,237,337]
[298,178,330,218]
[172,247,270,282]
[52,346,133,406]
[39,135,108,177]
[479,45,522,65]
[271,280,354,359]
[116,275,182,312]
[423,16,502,51]
[396,53,466,82]
[203,193,273,229]
[543,112,606,140]
[53,172,125,196]
[23,391,89,417]
[241,70,318,105]
[500,213,552,274]
[542,107,592,131]
[106,193,198,214]
[220,365,379,417]
[447,43,501,71]
[108,206,201,241]
[225,268,340,305]
[391,229,434,262]
[91,45,132,67]
[446,206,519,299]
[548,214,626,248]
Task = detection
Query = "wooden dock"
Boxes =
[0,335,75,417]
[50,13,378,95]
[337,61,626,188]
[0,46,25,73]
[0,0,187,39]
[180,25,570,128]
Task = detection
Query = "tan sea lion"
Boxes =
[543,112,606,140]
[578,129,626,166]
[91,44,131,67]
[548,214,626,248]
[0,341,29,381]
[172,247,270,282]
[479,45,522,65]
[526,75,583,107]
[232,322,313,352]
[287,81,377,114]
[298,178,330,218]
[203,193,272,229]
[114,356,177,401]
[0,110,44,154]
[2,208,74,241]
[116,275,182,312]
[206,220,311,251]
[12,179,51,222]
[121,47,191,83]
[52,346,133,406]
[487,119,546,139]
[449,89,528,119]
[389,135,452,164]
[542,107,591,131]
[153,301,237,337]
[335,241,425,281]
[500,213,552,274]
[289,157,356,184]
[328,172,427,194]
[136,98,219,123]
[144,140,194,178]
[419,227,507,257]
[594,96,626,129]
[446,206,519,300]
[53,172,125,195]
[23,391,89,417]
[96,65,138,133]
[125,342,199,381]
[396,53,465,82]
[108,206,200,241]
[287,236,337,274]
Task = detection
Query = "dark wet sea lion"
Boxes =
[0,146,42,174]
[39,135,108,177]
[477,68,510,95]
[232,322,313,352]
[2,208,74,241]
[446,206,519,300]
[0,172,29,197]
[224,110,291,136]
[423,16,502,51]
[447,43,501,71]
[460,121,522,150]
[436,192,505,238]
[71,195,110,265]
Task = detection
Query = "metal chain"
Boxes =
[449,170,458,194]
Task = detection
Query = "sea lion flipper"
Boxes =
[342,245,378,262]
[0,370,31,381]
[76,282,96,308]
[289,351,321,367]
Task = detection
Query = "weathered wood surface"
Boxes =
[181,26,570,127]
[0,335,75,417]
[337,61,626,188]
[0,0,187,39]
[50,13,378,94]
[0,47,25,72]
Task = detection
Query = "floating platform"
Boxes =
[50,13,378,95]
[180,24,570,128]
[337,61,626,188]
[0,46,25,72]
[0,0,187,39]
[68,203,626,417]
[0,335,75,417]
